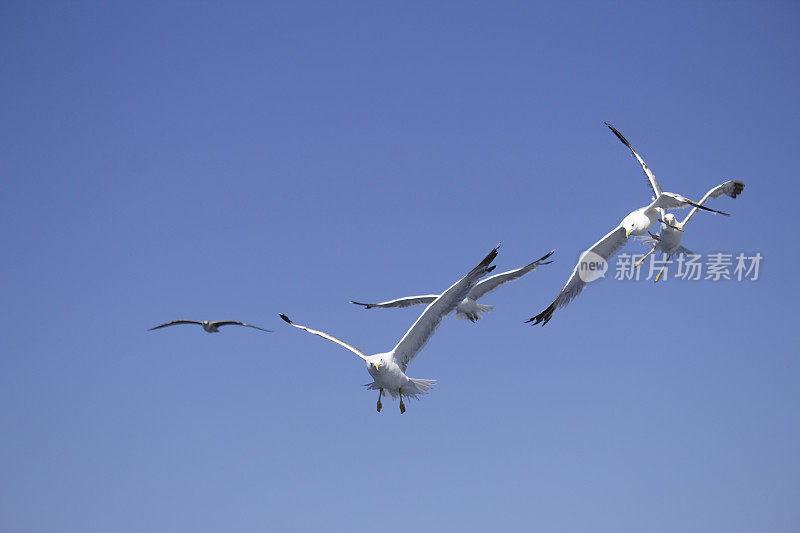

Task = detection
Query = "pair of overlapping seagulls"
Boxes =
[281,245,555,413]
[149,123,745,413]
[527,123,745,326]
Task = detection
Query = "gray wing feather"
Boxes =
[527,226,628,326]
[351,296,439,309]
[468,250,554,300]
[213,321,273,332]
[279,314,367,360]
[605,122,663,197]
[391,245,500,371]
[681,180,744,226]
[148,320,203,330]
[652,192,730,215]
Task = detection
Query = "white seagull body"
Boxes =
[148,320,272,333]
[351,250,554,322]
[527,123,730,326]
[638,180,745,280]
[280,244,500,413]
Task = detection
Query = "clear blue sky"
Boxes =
[2,2,798,531]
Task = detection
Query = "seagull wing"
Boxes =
[468,250,554,300]
[279,314,368,360]
[390,244,500,371]
[652,192,730,215]
[213,321,273,332]
[605,122,662,197]
[351,295,440,309]
[527,226,628,326]
[681,180,745,226]
[148,320,203,331]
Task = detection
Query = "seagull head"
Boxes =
[624,220,637,238]
[659,213,684,232]
[366,356,385,375]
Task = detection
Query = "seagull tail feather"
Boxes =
[363,379,436,400]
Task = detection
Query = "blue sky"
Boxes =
[1,2,798,531]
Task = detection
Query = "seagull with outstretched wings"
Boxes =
[280,244,500,413]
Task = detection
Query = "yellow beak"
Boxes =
[625,227,632,238]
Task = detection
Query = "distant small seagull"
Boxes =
[279,244,500,414]
[352,250,554,322]
[148,320,272,333]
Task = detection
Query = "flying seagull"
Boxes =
[148,320,272,333]
[352,250,554,322]
[604,122,745,281]
[279,244,500,413]
[637,180,745,281]
[526,123,730,326]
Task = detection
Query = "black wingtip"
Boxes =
[351,301,372,309]
[525,301,556,327]
[279,314,292,324]
[693,201,731,216]
[486,265,496,273]
[539,250,556,262]
[605,122,633,148]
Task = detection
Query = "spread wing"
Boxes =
[527,226,628,326]
[468,250,554,300]
[279,314,368,360]
[605,122,662,198]
[148,320,203,331]
[651,192,730,215]
[351,295,440,309]
[212,321,273,332]
[681,180,745,226]
[390,244,500,371]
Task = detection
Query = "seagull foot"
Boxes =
[399,401,406,414]
[377,401,382,412]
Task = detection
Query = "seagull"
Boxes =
[279,244,500,413]
[148,320,272,333]
[352,250,554,322]
[637,180,745,282]
[526,123,730,326]
[604,122,745,281]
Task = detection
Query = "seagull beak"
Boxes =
[373,362,381,371]
[625,227,632,238]
[659,219,684,232]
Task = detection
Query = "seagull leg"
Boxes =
[377,388,383,412]
[399,388,406,414]
[466,313,475,323]
[635,247,656,267]
[654,255,670,283]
